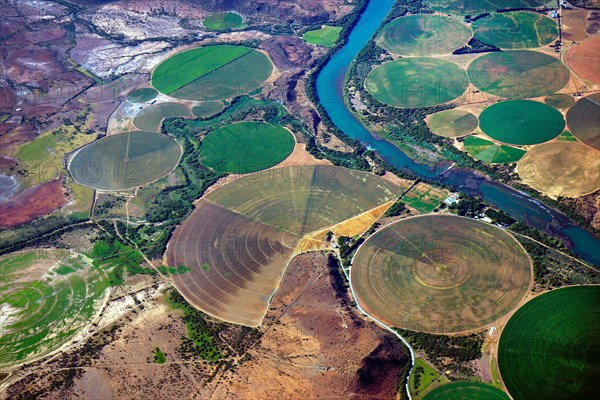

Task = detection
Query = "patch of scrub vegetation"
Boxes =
[200,121,294,173]
[463,136,526,164]
[302,25,342,47]
[203,12,244,30]
[409,357,444,398]
[152,348,166,364]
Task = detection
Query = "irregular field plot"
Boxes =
[517,142,600,198]
[192,101,224,118]
[68,131,182,191]
[426,109,478,138]
[566,92,600,151]
[170,166,401,325]
[167,201,299,326]
[203,12,244,30]
[302,25,342,48]
[127,87,158,103]
[479,100,565,145]
[351,215,532,333]
[133,102,190,132]
[468,50,570,98]
[365,57,469,108]
[464,136,526,164]
[565,37,600,84]
[401,182,449,213]
[472,11,557,49]
[426,0,547,14]
[200,122,295,173]
[0,249,109,368]
[423,382,510,400]
[545,94,575,109]
[498,286,600,400]
[377,14,471,56]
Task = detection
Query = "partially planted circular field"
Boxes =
[472,11,557,49]
[202,12,244,30]
[351,214,532,334]
[545,93,575,109]
[423,382,510,400]
[517,141,600,198]
[0,249,109,368]
[133,102,191,132]
[464,136,526,163]
[68,131,182,191]
[365,57,469,108]
[565,37,600,84]
[200,122,295,173]
[566,93,600,151]
[498,286,600,400]
[468,50,570,98]
[426,109,478,138]
[377,14,471,56]
[167,166,402,326]
[151,45,272,101]
[479,100,565,145]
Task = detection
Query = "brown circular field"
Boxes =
[566,93,600,151]
[350,215,532,334]
[518,142,600,198]
[566,38,600,85]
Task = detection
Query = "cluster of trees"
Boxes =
[449,193,485,217]
[337,235,365,267]
[384,200,407,217]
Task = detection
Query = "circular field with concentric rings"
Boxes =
[472,11,557,49]
[468,50,570,98]
[498,286,600,400]
[479,100,565,145]
[566,92,600,151]
[377,14,471,56]
[350,214,532,334]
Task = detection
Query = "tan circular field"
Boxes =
[350,215,532,334]
[565,38,600,85]
[518,142,600,198]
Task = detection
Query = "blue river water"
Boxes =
[316,0,600,266]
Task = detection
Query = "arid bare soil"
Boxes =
[0,179,67,228]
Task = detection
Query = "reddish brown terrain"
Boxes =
[565,37,600,85]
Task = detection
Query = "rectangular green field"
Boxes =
[402,182,449,213]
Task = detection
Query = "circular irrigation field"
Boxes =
[498,286,600,400]
[151,45,272,101]
[423,382,510,400]
[472,11,557,49]
[133,102,191,132]
[377,14,471,56]
[566,93,600,151]
[463,136,526,164]
[468,50,570,98]
[0,249,109,368]
[365,57,469,108]
[202,12,244,30]
[426,0,547,14]
[350,214,532,334]
[200,122,295,173]
[68,131,182,191]
[426,109,478,138]
[545,93,575,109]
[565,37,600,85]
[479,100,565,145]
[127,87,158,103]
[517,141,600,198]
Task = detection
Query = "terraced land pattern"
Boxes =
[479,100,565,145]
[68,131,182,191]
[498,286,600,400]
[167,166,401,326]
[151,45,272,101]
[0,249,109,368]
[472,11,557,49]
[365,57,469,108]
[377,14,471,56]
[200,122,295,173]
[351,214,532,333]
[468,50,570,98]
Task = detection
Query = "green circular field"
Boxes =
[427,109,478,137]
[68,131,182,191]
[203,12,244,30]
[472,11,557,49]
[200,122,294,173]
[566,93,600,151]
[378,14,471,56]
[464,136,526,163]
[468,50,570,98]
[479,100,565,145]
[133,102,191,132]
[152,45,272,101]
[365,58,469,108]
[0,249,110,368]
[427,0,547,14]
[350,215,532,334]
[498,286,600,400]
[127,87,158,103]
[423,382,510,400]
[192,101,224,119]
[545,94,575,109]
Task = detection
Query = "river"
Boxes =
[315,0,600,266]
